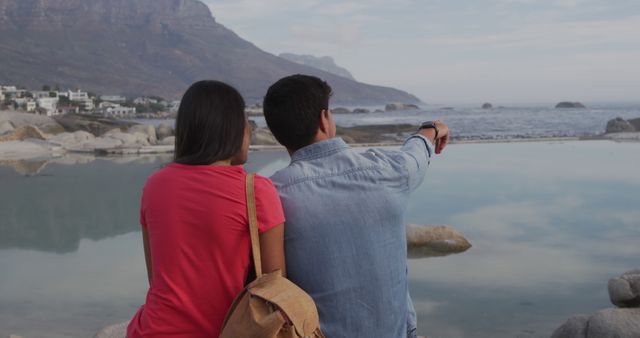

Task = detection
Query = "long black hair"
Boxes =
[174,80,246,165]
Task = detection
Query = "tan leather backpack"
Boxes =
[219,174,325,338]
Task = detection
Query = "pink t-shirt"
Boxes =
[127,163,285,338]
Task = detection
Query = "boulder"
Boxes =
[0,125,47,142]
[0,110,65,134]
[606,118,636,134]
[406,224,472,258]
[556,102,586,108]
[481,103,493,109]
[352,108,370,114]
[609,269,640,308]
[551,315,589,338]
[49,131,95,149]
[128,124,157,144]
[385,103,419,112]
[587,308,640,338]
[159,136,175,146]
[251,128,279,146]
[103,130,151,147]
[628,118,640,131]
[0,121,15,135]
[94,322,127,338]
[54,114,134,136]
[155,123,174,140]
[332,107,351,114]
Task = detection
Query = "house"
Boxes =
[99,106,136,118]
[31,91,56,99]
[56,106,80,115]
[36,97,59,116]
[133,97,159,105]
[59,89,94,111]
[0,91,4,102]
[25,100,37,112]
[100,95,127,103]
[98,101,120,109]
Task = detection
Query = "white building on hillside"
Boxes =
[25,100,36,112]
[37,97,59,116]
[133,97,159,105]
[103,106,136,118]
[0,92,4,101]
[31,91,56,99]
[100,95,127,103]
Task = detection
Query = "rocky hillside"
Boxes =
[279,53,356,81]
[0,0,420,104]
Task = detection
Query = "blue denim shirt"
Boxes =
[270,136,433,338]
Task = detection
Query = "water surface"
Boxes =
[0,141,639,337]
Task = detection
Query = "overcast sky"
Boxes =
[204,0,640,105]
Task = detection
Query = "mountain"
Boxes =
[279,53,356,81]
[0,0,420,105]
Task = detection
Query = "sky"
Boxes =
[204,0,640,105]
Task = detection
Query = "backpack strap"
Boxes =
[245,173,262,277]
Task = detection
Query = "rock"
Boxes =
[551,314,589,338]
[628,118,640,131]
[481,103,493,109]
[556,102,586,108]
[0,110,65,134]
[155,123,174,140]
[352,108,370,114]
[336,124,416,144]
[159,136,175,146]
[332,107,351,114]
[609,269,640,308]
[94,321,127,338]
[385,103,419,112]
[406,224,472,258]
[128,124,157,144]
[606,118,636,134]
[103,129,151,147]
[251,128,279,146]
[0,125,47,142]
[54,114,134,136]
[49,131,96,149]
[586,308,640,338]
[7,335,24,338]
[0,121,15,135]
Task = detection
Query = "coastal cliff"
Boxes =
[0,0,419,104]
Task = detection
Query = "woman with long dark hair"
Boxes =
[127,80,286,337]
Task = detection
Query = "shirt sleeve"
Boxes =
[253,175,286,233]
[401,134,434,191]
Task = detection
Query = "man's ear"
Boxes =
[318,109,330,134]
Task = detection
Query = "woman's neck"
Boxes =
[211,159,232,166]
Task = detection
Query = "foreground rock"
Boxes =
[551,269,640,338]
[0,121,15,135]
[406,224,472,258]
[0,125,47,142]
[556,102,586,108]
[606,117,636,133]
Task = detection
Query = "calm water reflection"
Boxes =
[0,141,639,337]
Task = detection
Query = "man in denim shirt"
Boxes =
[263,75,450,338]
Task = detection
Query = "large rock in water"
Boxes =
[556,102,586,108]
[406,224,472,258]
[251,128,279,146]
[481,103,493,109]
[0,110,65,134]
[551,269,640,338]
[54,114,135,136]
[385,103,420,112]
[606,117,636,133]
[155,123,174,140]
[628,118,640,131]
[609,269,640,308]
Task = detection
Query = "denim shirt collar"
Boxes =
[291,137,350,162]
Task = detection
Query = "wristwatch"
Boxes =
[418,121,439,139]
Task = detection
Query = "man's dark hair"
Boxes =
[263,74,332,151]
[174,80,246,165]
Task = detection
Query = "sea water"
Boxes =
[0,140,639,337]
